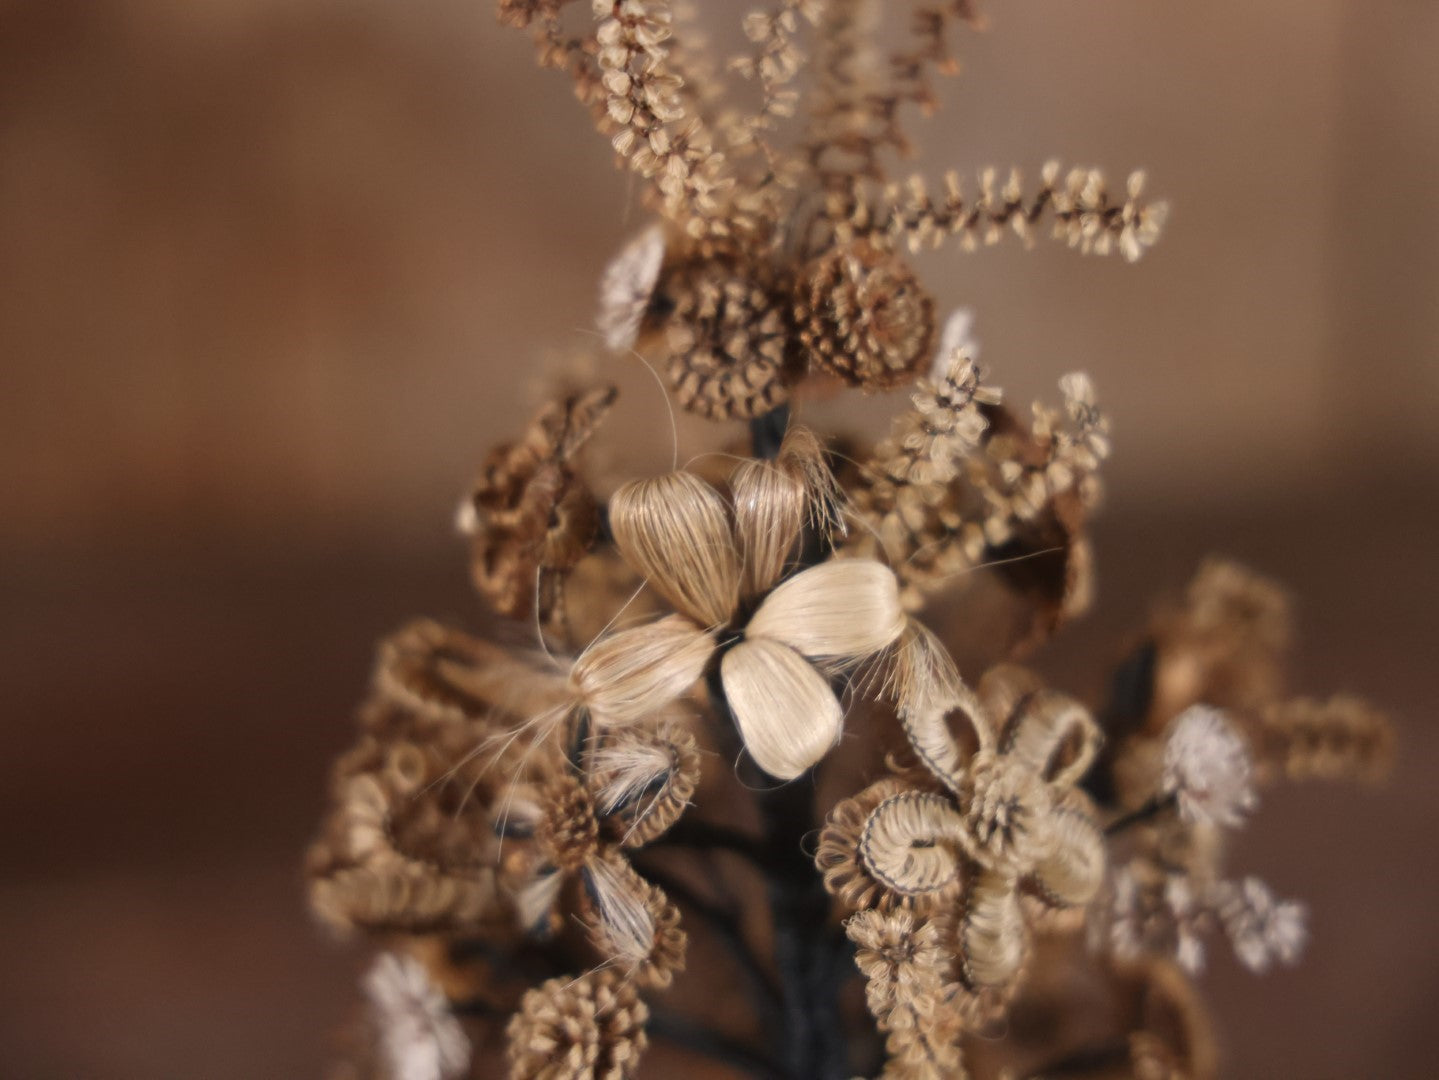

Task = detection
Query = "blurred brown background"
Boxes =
[2,1,1435,1077]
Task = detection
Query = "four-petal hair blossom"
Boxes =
[568,430,907,779]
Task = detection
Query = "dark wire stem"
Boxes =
[648,817,767,862]
[719,403,850,1079]
[1083,639,1158,807]
[757,768,850,1079]
[648,1009,790,1080]
[448,995,503,1019]
[705,667,850,1080]
[630,858,784,1020]
[749,404,791,461]
[1103,792,1177,836]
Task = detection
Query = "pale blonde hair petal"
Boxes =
[730,456,807,599]
[747,558,905,666]
[609,470,740,628]
[721,637,844,780]
[572,615,714,725]
[777,425,845,541]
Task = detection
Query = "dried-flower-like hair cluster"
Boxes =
[457,386,616,632]
[1083,558,1393,986]
[308,5,1392,1079]
[846,349,1107,641]
[574,0,1167,424]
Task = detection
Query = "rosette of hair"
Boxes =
[846,909,935,1025]
[960,867,1027,988]
[506,968,651,1080]
[793,236,938,390]
[818,777,930,913]
[570,614,714,727]
[506,771,601,939]
[654,249,800,421]
[587,719,700,847]
[608,470,740,628]
[536,773,600,873]
[310,764,507,934]
[859,789,970,903]
[533,469,603,572]
[308,680,556,935]
[958,750,1056,875]
[845,908,970,1075]
[459,385,616,624]
[499,712,695,962]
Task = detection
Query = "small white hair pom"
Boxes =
[929,307,979,381]
[363,952,470,1080]
[1162,704,1257,827]
[597,224,666,352]
[1217,876,1308,973]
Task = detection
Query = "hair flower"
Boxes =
[570,428,906,779]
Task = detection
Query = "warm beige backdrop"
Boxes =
[1,2,1435,1078]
